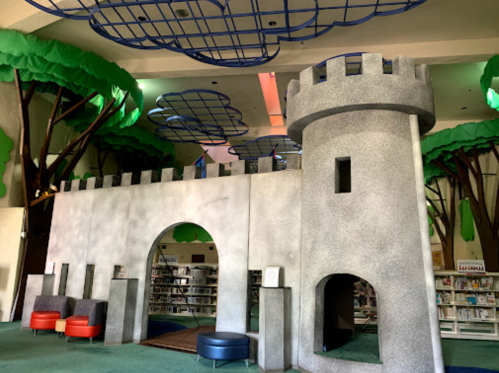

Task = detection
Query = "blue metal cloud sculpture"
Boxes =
[228,135,301,173]
[148,89,248,145]
[24,0,427,67]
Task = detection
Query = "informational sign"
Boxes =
[457,260,486,274]
[159,255,179,264]
[264,266,281,288]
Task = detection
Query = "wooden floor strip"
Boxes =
[140,325,216,353]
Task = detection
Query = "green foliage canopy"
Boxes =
[0,127,14,198]
[0,28,173,159]
[173,224,213,243]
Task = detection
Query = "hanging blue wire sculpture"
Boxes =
[228,135,301,173]
[148,89,248,145]
[24,0,428,67]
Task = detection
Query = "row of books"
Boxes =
[438,306,499,321]
[437,291,497,305]
[150,286,215,295]
[151,267,217,277]
[149,305,215,314]
[151,277,217,286]
[436,276,499,290]
[150,295,215,305]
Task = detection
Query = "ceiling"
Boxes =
[3,0,499,166]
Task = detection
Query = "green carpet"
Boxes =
[0,321,300,373]
[315,331,381,364]
[2,321,499,372]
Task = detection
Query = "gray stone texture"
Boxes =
[71,179,87,192]
[249,170,302,366]
[286,154,301,170]
[286,54,435,144]
[105,279,138,345]
[60,181,71,193]
[206,163,225,178]
[121,172,140,186]
[259,288,292,373]
[296,110,442,373]
[231,160,250,176]
[183,165,201,180]
[161,168,179,182]
[21,275,54,329]
[103,175,120,188]
[258,157,278,174]
[86,177,103,190]
[140,170,159,184]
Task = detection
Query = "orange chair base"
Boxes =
[65,324,102,338]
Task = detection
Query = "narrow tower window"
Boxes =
[58,264,69,296]
[335,157,351,193]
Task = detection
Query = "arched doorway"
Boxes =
[315,274,381,364]
[143,223,219,352]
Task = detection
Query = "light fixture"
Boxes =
[175,9,189,18]
[139,83,146,90]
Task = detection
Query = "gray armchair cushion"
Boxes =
[74,299,106,326]
[33,295,69,319]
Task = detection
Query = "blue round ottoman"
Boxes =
[197,332,250,369]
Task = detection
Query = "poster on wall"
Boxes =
[457,260,486,274]
[432,251,444,269]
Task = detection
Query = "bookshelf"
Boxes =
[354,279,378,327]
[149,263,218,318]
[435,271,499,341]
[250,270,262,306]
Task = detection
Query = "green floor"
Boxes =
[2,321,499,373]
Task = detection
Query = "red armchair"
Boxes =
[30,295,69,335]
[65,299,106,344]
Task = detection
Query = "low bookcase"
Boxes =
[149,263,218,317]
[435,270,499,341]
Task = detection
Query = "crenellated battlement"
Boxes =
[286,53,435,144]
[59,155,302,193]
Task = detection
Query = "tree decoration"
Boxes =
[481,55,499,110]
[421,118,499,271]
[148,89,248,145]
[24,0,428,67]
[173,223,213,243]
[0,127,14,198]
[228,135,301,173]
[0,28,173,319]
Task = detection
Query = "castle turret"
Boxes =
[287,54,444,373]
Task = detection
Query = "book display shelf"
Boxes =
[149,263,218,317]
[354,279,378,327]
[435,271,499,341]
[250,270,262,306]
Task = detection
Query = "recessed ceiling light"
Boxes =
[211,81,218,85]
[138,16,147,22]
[268,21,277,27]
[461,107,467,110]
[139,83,146,90]
[175,9,190,18]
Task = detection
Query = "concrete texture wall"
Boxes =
[297,110,441,373]
[45,172,251,342]
[248,169,302,367]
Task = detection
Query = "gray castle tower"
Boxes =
[286,53,444,373]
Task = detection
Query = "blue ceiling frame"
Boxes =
[228,135,301,173]
[24,0,428,67]
[148,89,248,145]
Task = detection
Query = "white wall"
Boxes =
[0,208,24,321]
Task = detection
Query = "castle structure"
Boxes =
[22,54,444,373]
